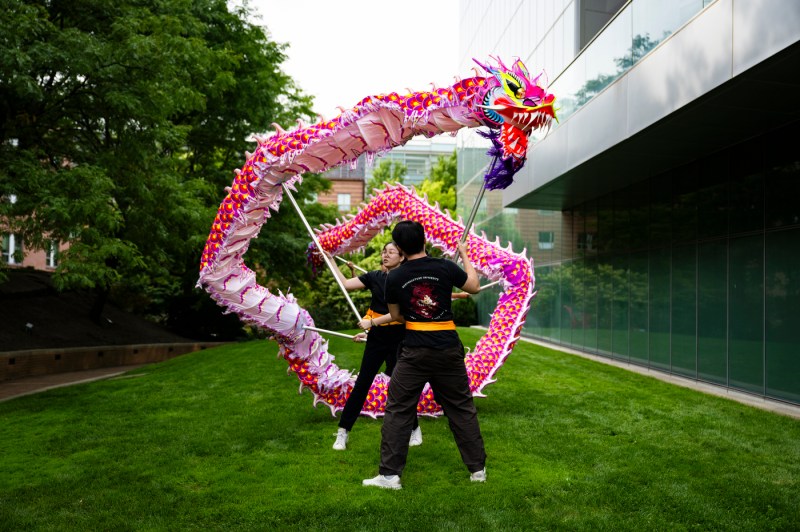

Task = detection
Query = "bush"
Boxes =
[452,296,477,326]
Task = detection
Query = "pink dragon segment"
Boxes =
[310,184,535,415]
[198,58,554,416]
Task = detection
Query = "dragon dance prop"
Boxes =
[198,57,556,417]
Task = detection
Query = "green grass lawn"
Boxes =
[1,328,799,530]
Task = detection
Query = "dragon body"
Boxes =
[198,58,555,416]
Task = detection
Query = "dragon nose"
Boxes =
[522,98,540,107]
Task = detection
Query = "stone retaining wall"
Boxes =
[0,343,224,382]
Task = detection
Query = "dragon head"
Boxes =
[473,57,557,162]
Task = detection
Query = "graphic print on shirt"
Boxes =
[411,281,439,319]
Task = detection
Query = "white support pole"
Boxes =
[479,279,502,291]
[282,183,363,323]
[303,326,365,341]
[460,184,487,244]
[335,255,368,274]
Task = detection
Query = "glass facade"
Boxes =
[472,121,800,405]
[552,0,711,125]
[458,0,799,406]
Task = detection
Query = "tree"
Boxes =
[416,151,457,214]
[0,0,320,329]
[365,159,406,197]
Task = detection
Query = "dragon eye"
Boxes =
[506,79,521,97]
[498,72,526,101]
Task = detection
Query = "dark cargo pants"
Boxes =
[378,343,486,476]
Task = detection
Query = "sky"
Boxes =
[247,0,460,121]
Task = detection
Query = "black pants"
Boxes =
[338,325,418,432]
[379,343,486,476]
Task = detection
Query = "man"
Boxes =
[362,220,486,490]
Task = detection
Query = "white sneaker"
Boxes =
[470,468,486,482]
[409,426,423,447]
[362,474,402,490]
[332,428,348,451]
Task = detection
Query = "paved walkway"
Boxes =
[520,336,800,420]
[0,365,147,402]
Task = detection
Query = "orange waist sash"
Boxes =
[405,320,456,331]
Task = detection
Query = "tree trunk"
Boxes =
[90,286,109,324]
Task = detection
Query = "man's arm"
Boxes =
[387,303,405,324]
[358,311,402,330]
[457,242,480,294]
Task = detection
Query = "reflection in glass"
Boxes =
[765,230,800,403]
[728,235,764,394]
[597,257,614,355]
[560,261,574,346]
[611,254,630,360]
[697,239,727,384]
[629,251,649,363]
[549,0,708,124]
[632,0,704,57]
[671,244,696,377]
[729,150,764,235]
[649,247,671,370]
[583,8,631,103]
[584,257,599,352]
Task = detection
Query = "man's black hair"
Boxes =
[391,220,425,255]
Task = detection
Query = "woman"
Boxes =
[326,242,422,451]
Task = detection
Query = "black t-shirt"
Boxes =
[358,270,390,315]
[358,270,403,351]
[385,257,468,348]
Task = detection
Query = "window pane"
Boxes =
[530,265,560,341]
[649,247,671,370]
[649,175,671,244]
[629,251,649,364]
[597,194,613,254]
[765,229,800,403]
[613,188,630,253]
[611,254,629,360]
[562,210,576,261]
[1,234,9,263]
[629,180,649,251]
[583,256,599,351]
[560,262,574,346]
[697,239,727,384]
[765,130,800,229]
[584,199,598,258]
[538,231,555,250]
[729,150,764,235]
[728,235,764,394]
[672,168,698,244]
[571,259,586,348]
[671,244,697,377]
[697,153,729,239]
[597,256,614,355]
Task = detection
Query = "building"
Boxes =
[1,194,63,271]
[457,0,800,406]
[1,233,61,270]
[319,136,456,212]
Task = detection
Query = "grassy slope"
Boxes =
[1,328,798,531]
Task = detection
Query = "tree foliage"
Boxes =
[416,150,457,214]
[365,159,406,197]
[0,0,333,333]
